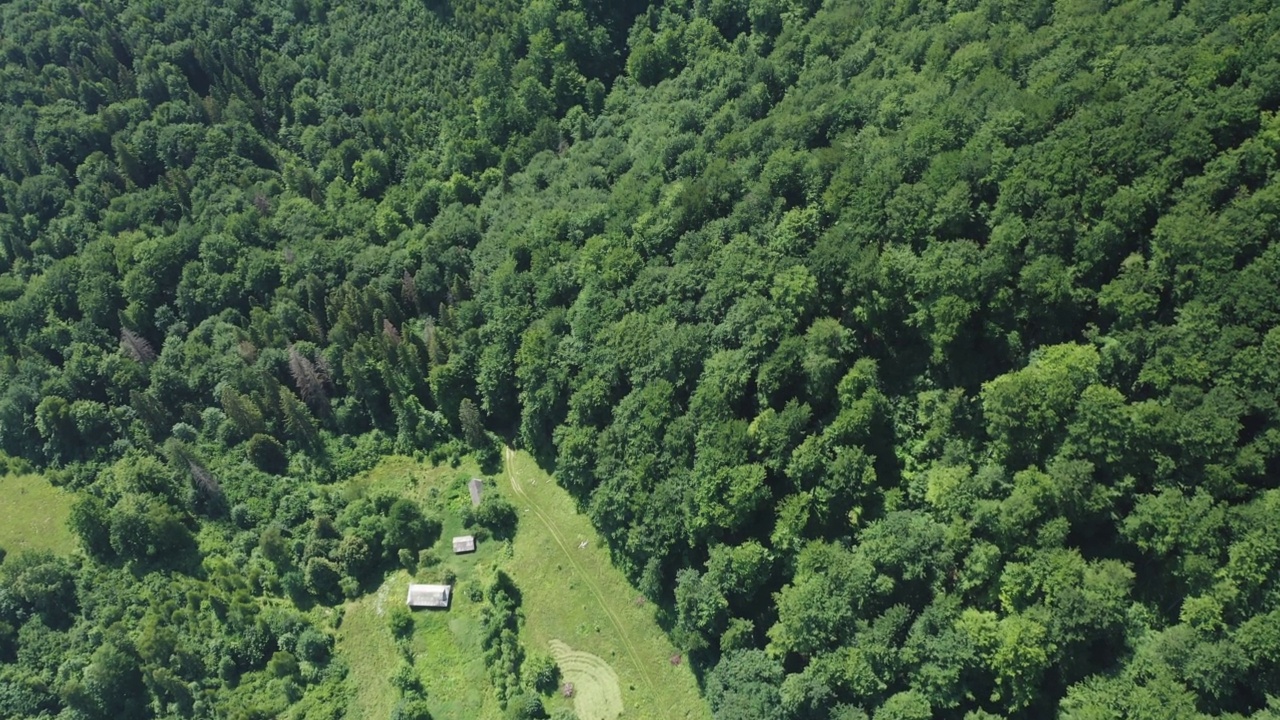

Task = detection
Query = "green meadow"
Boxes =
[0,473,76,556]
[504,449,709,720]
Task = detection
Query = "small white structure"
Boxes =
[469,478,484,506]
[452,535,476,554]
[406,583,451,609]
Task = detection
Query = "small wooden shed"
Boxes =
[406,583,451,609]
[469,477,483,506]
[452,535,476,554]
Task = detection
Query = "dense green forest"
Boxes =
[2,0,1280,717]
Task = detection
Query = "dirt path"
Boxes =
[503,447,665,716]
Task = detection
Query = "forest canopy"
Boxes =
[2,0,1280,718]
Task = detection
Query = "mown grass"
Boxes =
[0,473,77,556]
[334,452,710,720]
[503,449,711,720]
[549,638,625,720]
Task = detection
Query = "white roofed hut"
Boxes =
[406,583,451,609]
[452,535,476,554]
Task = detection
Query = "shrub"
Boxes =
[389,606,414,639]
[523,652,560,695]
[247,434,289,474]
[269,650,300,679]
[398,547,416,571]
[467,495,519,540]
[417,549,439,568]
[295,628,331,663]
[391,662,422,693]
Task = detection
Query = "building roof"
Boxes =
[469,478,483,506]
[406,583,451,608]
[452,535,476,553]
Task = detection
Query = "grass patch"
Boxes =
[338,570,504,720]
[503,449,711,720]
[0,473,76,556]
[405,574,501,719]
[335,580,402,720]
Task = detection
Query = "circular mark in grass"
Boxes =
[549,639,623,720]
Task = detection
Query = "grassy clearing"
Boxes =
[339,569,503,720]
[406,575,501,719]
[503,449,711,720]
[0,473,76,556]
[334,456,504,720]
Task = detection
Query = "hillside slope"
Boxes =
[461,1,1280,717]
[3,0,1280,718]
